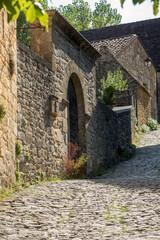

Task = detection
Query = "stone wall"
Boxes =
[115,90,136,139]
[113,106,132,146]
[0,9,17,189]
[157,71,160,122]
[31,10,54,65]
[0,9,153,184]
[95,46,138,98]
[87,101,132,171]
[116,38,157,120]
[115,90,133,106]
[17,10,133,177]
[17,42,62,179]
[95,46,138,136]
[95,46,153,130]
[115,86,151,128]
[87,102,117,170]
[17,11,99,179]
[137,85,151,126]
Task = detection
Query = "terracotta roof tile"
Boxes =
[81,18,160,71]
[92,34,137,56]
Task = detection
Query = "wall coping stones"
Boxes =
[112,106,132,115]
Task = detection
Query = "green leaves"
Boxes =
[120,0,159,15]
[17,0,49,48]
[133,0,145,4]
[35,6,48,27]
[57,0,122,31]
[153,0,159,15]
[3,0,18,22]
[18,0,32,9]
[120,0,126,7]
[0,0,48,29]
[57,0,92,31]
[26,3,36,23]
[17,11,31,48]
[99,68,128,105]
[92,0,122,29]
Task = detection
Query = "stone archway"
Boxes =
[67,73,86,152]
[62,61,89,153]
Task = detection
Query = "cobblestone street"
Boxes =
[0,129,160,240]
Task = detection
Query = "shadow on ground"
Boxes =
[89,144,160,191]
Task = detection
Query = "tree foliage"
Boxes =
[57,0,92,31]
[17,0,49,47]
[38,0,49,10]
[99,68,128,105]
[120,0,159,15]
[57,0,122,31]
[17,11,30,47]
[92,0,122,29]
[0,0,48,29]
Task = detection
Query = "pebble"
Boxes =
[0,129,160,239]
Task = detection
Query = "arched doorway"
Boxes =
[68,77,78,144]
[67,73,86,153]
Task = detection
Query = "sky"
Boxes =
[49,0,160,24]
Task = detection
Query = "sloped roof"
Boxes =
[92,34,137,56]
[81,18,160,71]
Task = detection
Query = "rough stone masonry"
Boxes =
[0,9,133,187]
[0,9,17,188]
[17,10,132,180]
[0,127,159,240]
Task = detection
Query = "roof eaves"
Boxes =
[91,34,138,57]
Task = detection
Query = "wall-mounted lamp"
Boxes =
[144,57,152,67]
[49,95,59,117]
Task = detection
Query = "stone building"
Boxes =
[17,10,132,180]
[91,34,156,127]
[0,10,158,188]
[81,18,160,121]
[0,9,17,188]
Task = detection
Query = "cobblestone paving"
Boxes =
[0,130,160,240]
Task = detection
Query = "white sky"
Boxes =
[49,0,160,24]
